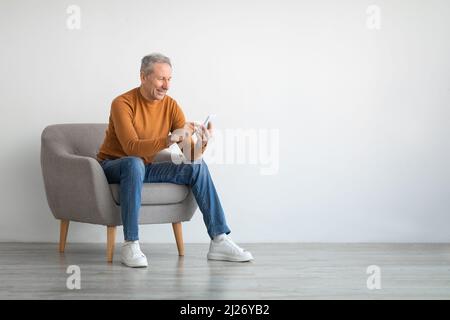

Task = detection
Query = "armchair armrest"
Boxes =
[41,150,120,226]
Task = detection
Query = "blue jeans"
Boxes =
[99,156,231,241]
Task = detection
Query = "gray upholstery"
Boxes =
[40,123,198,226]
[109,184,189,205]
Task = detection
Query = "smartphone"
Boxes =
[203,114,216,127]
[194,114,216,134]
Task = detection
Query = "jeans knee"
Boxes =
[187,159,208,179]
[121,156,145,180]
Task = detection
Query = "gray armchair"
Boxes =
[40,123,198,262]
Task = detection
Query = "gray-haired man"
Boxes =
[96,53,254,267]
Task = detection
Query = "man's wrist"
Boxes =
[166,135,174,148]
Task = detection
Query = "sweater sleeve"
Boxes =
[170,100,186,132]
[110,98,167,157]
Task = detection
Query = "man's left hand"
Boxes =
[195,122,213,147]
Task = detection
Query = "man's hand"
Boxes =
[184,122,196,136]
[167,122,197,147]
[168,121,214,161]
[166,134,182,147]
[195,122,213,147]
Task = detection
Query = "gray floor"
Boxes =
[0,243,449,299]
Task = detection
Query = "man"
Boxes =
[96,53,253,267]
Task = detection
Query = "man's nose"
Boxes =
[162,80,170,89]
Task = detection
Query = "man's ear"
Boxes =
[140,71,146,82]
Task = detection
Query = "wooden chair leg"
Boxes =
[172,222,184,256]
[59,220,69,253]
[106,226,116,263]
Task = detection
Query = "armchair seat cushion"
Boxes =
[109,183,190,205]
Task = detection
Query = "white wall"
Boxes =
[1,0,449,243]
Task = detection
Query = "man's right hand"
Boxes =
[166,122,196,147]
[166,133,183,147]
[184,122,196,136]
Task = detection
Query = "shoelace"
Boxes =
[128,242,145,258]
[224,237,245,253]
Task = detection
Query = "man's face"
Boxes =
[140,62,172,101]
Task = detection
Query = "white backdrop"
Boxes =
[0,0,449,243]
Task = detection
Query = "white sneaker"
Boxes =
[121,241,148,268]
[207,235,254,262]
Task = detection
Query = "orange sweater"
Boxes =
[96,87,186,164]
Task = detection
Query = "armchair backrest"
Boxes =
[41,123,108,158]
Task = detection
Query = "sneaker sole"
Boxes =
[120,260,148,268]
[207,252,253,262]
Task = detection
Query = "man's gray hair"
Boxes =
[140,53,172,75]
